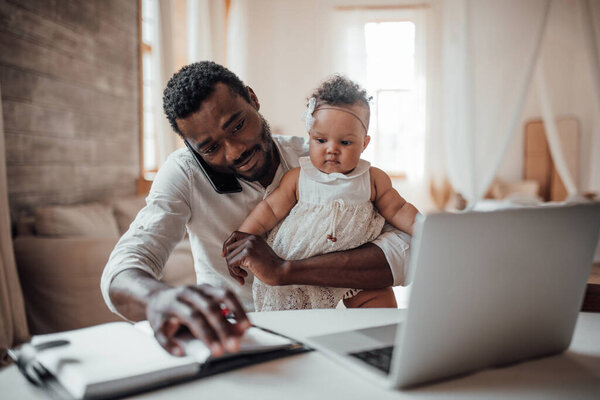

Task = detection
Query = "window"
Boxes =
[333,7,427,181]
[140,0,158,178]
[363,20,425,180]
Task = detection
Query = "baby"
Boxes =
[227,75,419,311]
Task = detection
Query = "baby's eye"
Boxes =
[315,138,326,144]
[232,119,245,134]
[341,140,352,146]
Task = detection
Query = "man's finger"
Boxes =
[223,234,249,258]
[225,246,251,271]
[222,231,249,257]
[199,285,251,334]
[154,317,187,356]
[227,269,245,286]
[183,291,240,353]
[163,300,223,356]
[224,237,252,266]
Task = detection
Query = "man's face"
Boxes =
[176,83,275,183]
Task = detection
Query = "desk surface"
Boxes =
[2,309,600,400]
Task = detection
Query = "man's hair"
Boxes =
[163,61,251,136]
[310,75,372,108]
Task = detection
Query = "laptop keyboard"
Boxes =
[349,346,394,374]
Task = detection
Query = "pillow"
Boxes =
[34,202,120,238]
[490,179,540,200]
[110,195,147,234]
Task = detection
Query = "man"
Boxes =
[101,61,410,357]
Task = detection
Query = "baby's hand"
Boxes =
[222,231,249,285]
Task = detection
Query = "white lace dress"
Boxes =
[252,156,385,311]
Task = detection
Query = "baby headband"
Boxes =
[301,97,369,133]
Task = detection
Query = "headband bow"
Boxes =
[301,97,368,133]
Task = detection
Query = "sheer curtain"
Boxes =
[226,0,249,81]
[441,0,551,205]
[187,0,227,65]
[534,0,600,200]
[0,83,29,365]
[152,1,179,166]
[330,10,368,85]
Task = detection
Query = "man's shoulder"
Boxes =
[273,134,309,159]
[168,147,194,162]
[153,147,195,185]
[161,147,195,171]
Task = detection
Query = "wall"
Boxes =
[0,0,139,222]
[229,0,439,211]
[233,0,598,197]
[232,0,434,137]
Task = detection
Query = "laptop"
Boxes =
[304,203,600,389]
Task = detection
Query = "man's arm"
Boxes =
[223,232,394,288]
[109,269,250,357]
[102,155,249,357]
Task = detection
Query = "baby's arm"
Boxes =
[238,167,300,236]
[370,167,419,236]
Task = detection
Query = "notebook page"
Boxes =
[33,322,199,399]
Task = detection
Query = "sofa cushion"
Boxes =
[13,236,196,334]
[14,237,123,333]
[34,202,120,238]
[110,195,147,234]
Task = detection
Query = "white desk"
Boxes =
[2,309,600,399]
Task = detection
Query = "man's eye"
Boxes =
[232,119,245,134]
[203,144,218,155]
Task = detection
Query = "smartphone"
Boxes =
[184,139,243,194]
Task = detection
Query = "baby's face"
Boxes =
[308,104,370,174]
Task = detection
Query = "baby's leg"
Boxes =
[343,288,397,308]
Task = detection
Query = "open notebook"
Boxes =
[14,321,306,399]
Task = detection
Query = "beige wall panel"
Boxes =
[5,132,138,166]
[0,1,137,75]
[9,185,135,214]
[0,67,137,119]
[7,164,136,194]
[0,33,135,97]
[1,0,139,221]
[2,100,138,140]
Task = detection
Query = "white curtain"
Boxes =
[187,0,227,65]
[152,0,179,166]
[533,0,600,200]
[441,0,551,205]
[226,0,249,81]
[535,63,578,197]
[330,10,368,85]
[579,0,600,192]
[0,83,29,365]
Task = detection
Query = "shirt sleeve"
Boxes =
[371,223,412,287]
[100,154,192,318]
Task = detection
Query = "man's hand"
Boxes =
[145,284,251,357]
[222,231,289,286]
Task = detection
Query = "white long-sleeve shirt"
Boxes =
[101,135,411,314]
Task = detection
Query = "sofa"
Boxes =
[13,196,196,335]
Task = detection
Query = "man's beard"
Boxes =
[231,114,275,182]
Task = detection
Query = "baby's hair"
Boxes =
[309,75,372,108]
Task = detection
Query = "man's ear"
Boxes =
[362,135,371,152]
[247,86,260,111]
